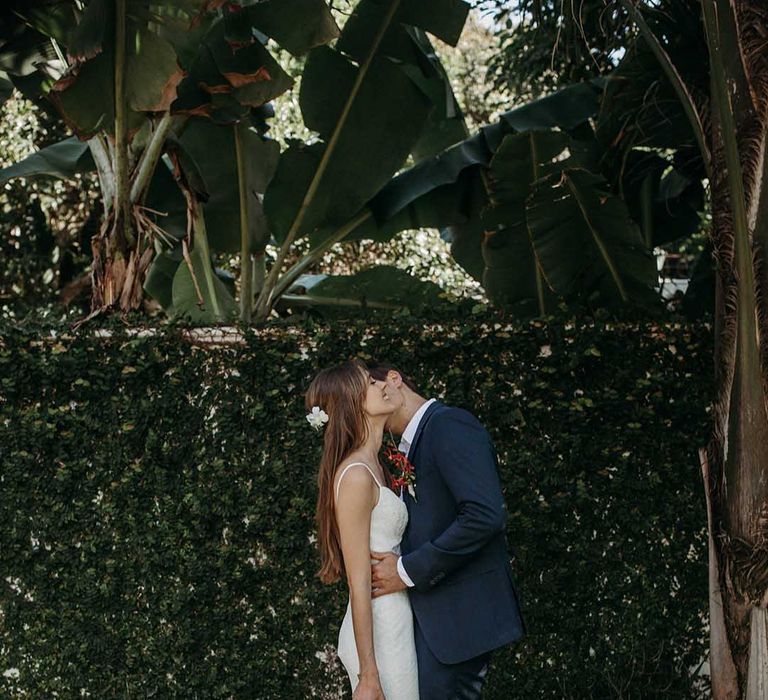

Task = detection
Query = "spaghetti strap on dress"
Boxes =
[334,461,384,501]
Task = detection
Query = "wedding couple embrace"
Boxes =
[305,359,525,699]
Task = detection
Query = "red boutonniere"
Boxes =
[383,433,417,501]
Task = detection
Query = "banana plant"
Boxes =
[698,1,768,695]
[1,0,467,321]
[613,1,768,695]
[248,0,472,320]
[141,0,470,320]
[1,0,706,323]
[332,0,711,317]
[0,0,340,322]
[338,78,692,315]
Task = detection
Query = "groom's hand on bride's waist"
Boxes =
[370,551,407,598]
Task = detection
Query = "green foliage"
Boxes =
[0,94,97,314]
[526,168,658,306]
[0,312,712,697]
[479,0,632,98]
[0,136,93,181]
[251,0,472,319]
[1,2,713,321]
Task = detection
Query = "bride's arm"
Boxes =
[336,469,384,699]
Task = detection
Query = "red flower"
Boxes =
[382,440,417,499]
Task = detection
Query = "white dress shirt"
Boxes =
[396,398,436,587]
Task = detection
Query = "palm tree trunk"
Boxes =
[703,1,768,695]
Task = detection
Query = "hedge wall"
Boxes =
[0,312,713,698]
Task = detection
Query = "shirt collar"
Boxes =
[398,398,437,456]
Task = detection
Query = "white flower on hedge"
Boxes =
[306,406,329,431]
[539,345,552,358]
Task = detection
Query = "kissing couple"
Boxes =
[305,359,525,699]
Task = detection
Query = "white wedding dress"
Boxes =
[335,462,419,699]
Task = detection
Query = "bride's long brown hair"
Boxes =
[305,359,370,584]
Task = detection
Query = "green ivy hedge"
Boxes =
[0,312,713,698]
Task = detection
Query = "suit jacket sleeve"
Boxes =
[400,408,507,592]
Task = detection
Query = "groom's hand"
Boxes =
[370,551,406,598]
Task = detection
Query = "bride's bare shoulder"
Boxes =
[334,459,377,505]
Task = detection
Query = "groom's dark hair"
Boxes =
[366,361,419,392]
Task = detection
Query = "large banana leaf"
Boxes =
[480,131,570,310]
[244,0,340,56]
[170,207,239,323]
[171,19,291,121]
[177,118,280,253]
[265,51,432,242]
[439,168,487,281]
[341,81,603,294]
[171,242,239,322]
[0,136,94,182]
[527,168,659,306]
[320,168,475,249]
[334,0,469,161]
[349,0,469,160]
[50,2,184,137]
[171,2,338,122]
[285,266,447,314]
[262,0,470,249]
[336,0,469,62]
[483,80,604,151]
[366,80,604,232]
[403,28,467,162]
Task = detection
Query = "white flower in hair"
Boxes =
[306,406,329,430]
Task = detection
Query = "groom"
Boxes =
[368,362,525,699]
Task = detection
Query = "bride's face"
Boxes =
[363,372,396,418]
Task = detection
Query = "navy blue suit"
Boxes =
[400,401,525,697]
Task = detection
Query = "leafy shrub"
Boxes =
[0,311,712,698]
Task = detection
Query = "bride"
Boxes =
[306,359,419,700]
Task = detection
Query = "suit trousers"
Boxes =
[414,615,492,700]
